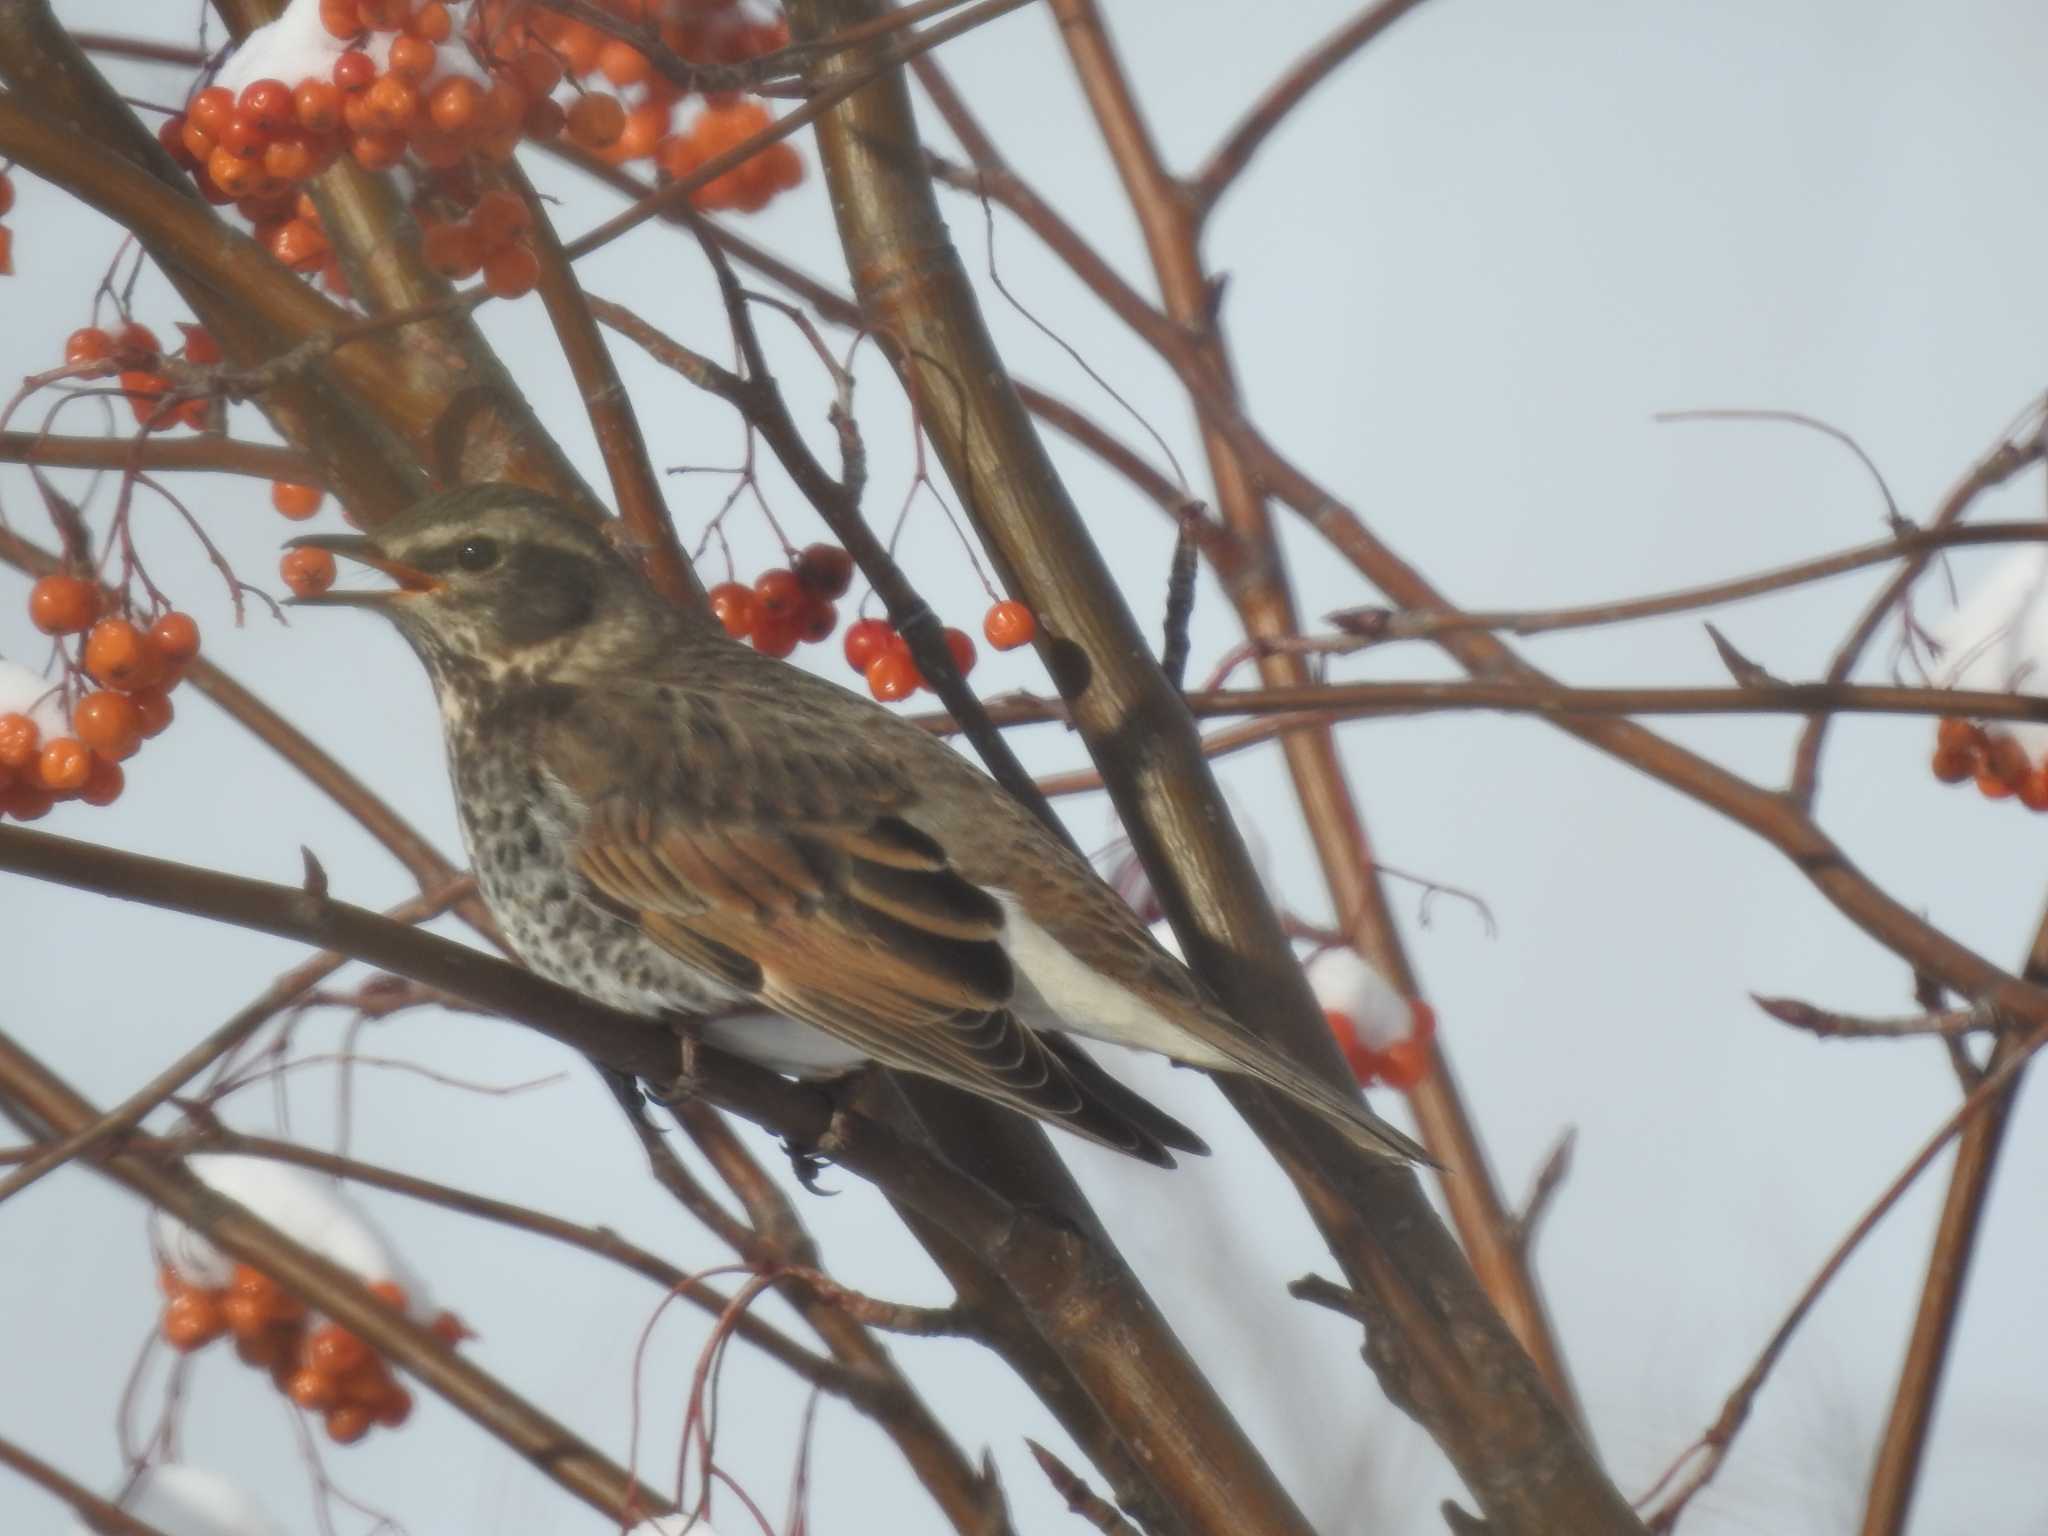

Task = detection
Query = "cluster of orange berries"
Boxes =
[1931,718,2048,808]
[65,322,218,433]
[478,1,802,208]
[159,1261,463,1446]
[1324,1000,1437,1091]
[2,577,192,821]
[0,170,14,276]
[705,543,1037,700]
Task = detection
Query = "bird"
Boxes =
[288,485,1427,1168]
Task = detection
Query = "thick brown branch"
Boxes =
[793,2,1634,1528]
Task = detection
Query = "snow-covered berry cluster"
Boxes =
[152,1157,469,1447]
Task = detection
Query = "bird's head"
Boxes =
[287,485,669,684]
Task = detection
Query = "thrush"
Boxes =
[290,486,1427,1167]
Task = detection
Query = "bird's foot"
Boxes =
[781,1138,838,1194]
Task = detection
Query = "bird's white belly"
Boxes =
[700,1011,871,1077]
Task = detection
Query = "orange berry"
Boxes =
[349,130,406,171]
[281,547,338,597]
[421,220,483,279]
[129,688,174,739]
[983,599,1034,651]
[35,737,89,792]
[28,574,99,635]
[288,1367,340,1410]
[239,79,296,135]
[866,651,918,702]
[148,612,201,664]
[177,324,222,364]
[0,171,11,218]
[295,79,344,134]
[480,241,540,300]
[263,135,316,184]
[1324,1008,1379,1085]
[603,102,668,163]
[84,618,164,691]
[654,132,703,182]
[753,567,803,620]
[305,1323,370,1375]
[1378,1036,1432,1090]
[427,75,481,134]
[751,611,800,659]
[1977,766,2017,800]
[268,216,330,271]
[271,480,326,519]
[1931,740,1974,782]
[565,91,626,149]
[79,755,124,807]
[597,39,652,88]
[234,1329,288,1369]
[468,189,529,250]
[842,618,896,674]
[1408,998,1439,1046]
[521,94,566,142]
[72,692,139,758]
[387,35,437,81]
[512,47,563,98]
[65,327,113,365]
[1986,734,2030,789]
[159,114,199,169]
[707,581,757,638]
[429,1310,472,1345]
[163,1291,226,1352]
[794,543,854,599]
[0,783,55,821]
[797,596,836,645]
[408,0,452,42]
[118,370,168,428]
[0,713,38,769]
[375,1386,413,1428]
[2020,764,2048,812]
[361,75,419,134]
[216,110,270,160]
[367,1279,408,1310]
[188,86,234,137]
[114,323,160,365]
[206,145,264,199]
[325,1404,373,1444]
[180,115,219,164]
[221,1290,271,1339]
[321,0,364,39]
[333,50,377,91]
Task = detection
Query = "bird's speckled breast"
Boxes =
[445,719,745,1021]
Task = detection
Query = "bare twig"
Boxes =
[1027,1439,1142,1536]
[1752,995,2003,1041]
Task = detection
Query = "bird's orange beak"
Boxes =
[282,533,444,606]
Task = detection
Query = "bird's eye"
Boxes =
[456,537,499,573]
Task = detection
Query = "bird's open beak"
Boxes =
[281,533,444,607]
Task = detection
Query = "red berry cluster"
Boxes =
[838,599,1038,703]
[1325,1000,1438,1091]
[159,1262,465,1446]
[65,322,218,433]
[2,577,192,821]
[705,543,1035,703]
[476,0,798,205]
[1931,717,2048,809]
[707,542,851,659]
[419,187,538,293]
[0,170,14,277]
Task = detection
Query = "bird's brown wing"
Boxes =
[547,708,1192,1164]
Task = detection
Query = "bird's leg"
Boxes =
[647,1013,705,1105]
